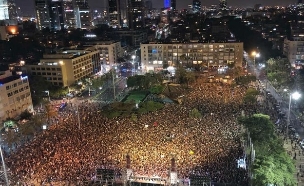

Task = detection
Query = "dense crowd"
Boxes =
[6,80,256,185]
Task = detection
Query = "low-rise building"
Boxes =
[26,47,100,87]
[84,41,124,66]
[283,38,304,69]
[0,71,33,122]
[140,41,243,72]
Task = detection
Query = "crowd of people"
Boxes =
[5,79,265,185]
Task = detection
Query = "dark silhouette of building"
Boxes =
[298,0,303,4]
[128,0,144,30]
[108,0,121,27]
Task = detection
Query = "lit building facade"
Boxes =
[127,0,144,29]
[85,41,124,66]
[62,0,77,28]
[0,0,10,20]
[140,42,243,72]
[8,0,18,21]
[283,38,304,68]
[26,48,100,87]
[0,71,33,122]
[35,0,51,30]
[108,0,121,27]
[74,0,91,29]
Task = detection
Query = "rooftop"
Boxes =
[0,75,27,85]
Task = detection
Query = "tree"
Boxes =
[91,76,105,91]
[150,85,165,94]
[189,108,202,119]
[19,110,32,120]
[239,114,296,186]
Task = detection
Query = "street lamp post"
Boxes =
[251,51,260,76]
[286,91,301,139]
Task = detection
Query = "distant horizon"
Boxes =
[16,0,297,16]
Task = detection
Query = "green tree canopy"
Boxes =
[239,114,296,186]
[189,108,202,119]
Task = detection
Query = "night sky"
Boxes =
[17,0,296,16]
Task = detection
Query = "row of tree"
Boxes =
[239,114,295,186]
[266,58,293,91]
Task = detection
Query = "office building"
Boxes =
[63,0,77,29]
[35,0,51,30]
[0,70,33,122]
[283,38,304,68]
[85,41,124,66]
[192,0,201,13]
[74,0,91,29]
[50,0,65,30]
[0,0,10,20]
[140,42,243,72]
[128,0,144,29]
[26,47,100,87]
[108,0,121,27]
[8,0,18,21]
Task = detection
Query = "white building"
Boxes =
[26,47,100,87]
[0,0,9,20]
[283,38,304,68]
[85,41,124,65]
[140,41,243,72]
[0,71,33,122]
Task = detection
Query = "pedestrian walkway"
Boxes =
[284,139,304,185]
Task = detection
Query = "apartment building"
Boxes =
[85,41,124,66]
[283,38,304,68]
[26,47,100,87]
[0,71,33,122]
[140,41,243,72]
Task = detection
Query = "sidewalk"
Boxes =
[284,139,304,185]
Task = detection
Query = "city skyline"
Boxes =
[16,0,297,16]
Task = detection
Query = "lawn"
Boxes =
[123,90,149,103]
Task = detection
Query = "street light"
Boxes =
[286,91,301,139]
[251,51,260,67]
[131,55,136,76]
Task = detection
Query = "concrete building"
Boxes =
[127,0,145,29]
[35,0,51,30]
[140,41,243,72]
[0,25,18,40]
[26,47,100,87]
[85,41,124,66]
[0,0,9,20]
[283,38,304,68]
[0,70,33,122]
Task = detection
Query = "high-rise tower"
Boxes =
[0,0,9,20]
[35,0,51,30]
[74,0,91,29]
[108,0,121,27]
[127,0,144,30]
